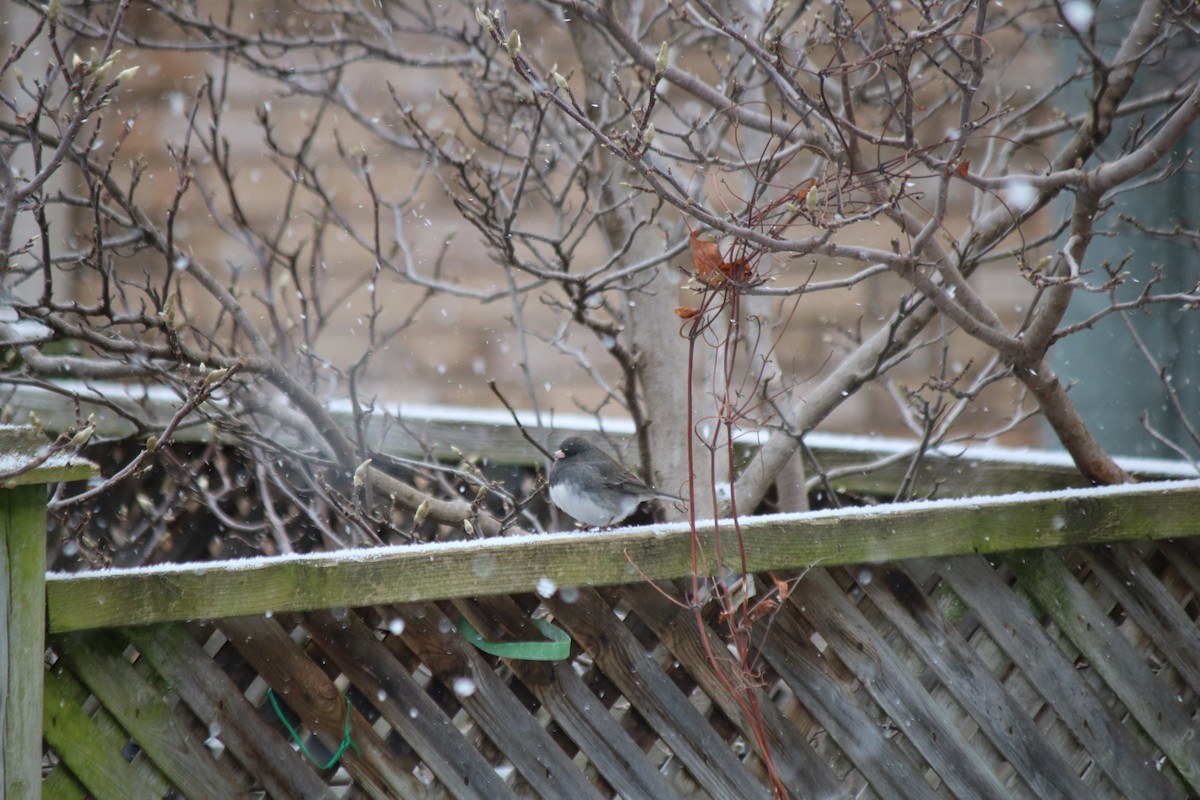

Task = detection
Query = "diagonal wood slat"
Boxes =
[937,554,1186,799]
[41,764,88,800]
[456,593,688,800]
[55,630,244,800]
[859,564,1092,799]
[1165,539,1200,597]
[302,607,517,799]
[546,587,773,800]
[1084,545,1200,694]
[1005,550,1200,794]
[758,591,942,799]
[619,581,848,799]
[42,665,171,800]
[393,601,606,800]
[506,655,684,800]
[792,569,1012,799]
[219,615,426,799]
[121,623,339,800]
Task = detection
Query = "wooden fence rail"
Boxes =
[43,477,1200,632]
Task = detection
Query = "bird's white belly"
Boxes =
[549,482,639,527]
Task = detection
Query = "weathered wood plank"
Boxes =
[822,565,982,792]
[454,594,688,800]
[42,665,170,800]
[41,765,88,800]
[936,555,1184,799]
[2,427,96,798]
[756,592,942,799]
[1005,550,1200,794]
[1164,539,1200,598]
[859,563,1092,800]
[792,569,1011,799]
[45,479,1200,633]
[619,581,848,799]
[1084,544,1200,695]
[219,615,425,800]
[545,588,772,800]
[122,623,338,800]
[301,608,516,800]
[391,601,605,800]
[911,559,1126,799]
[55,630,244,800]
[2,484,45,800]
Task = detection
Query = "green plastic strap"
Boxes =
[456,615,571,661]
[267,688,360,769]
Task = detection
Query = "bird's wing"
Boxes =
[599,464,649,492]
[605,469,683,502]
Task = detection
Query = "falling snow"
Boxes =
[1061,0,1095,29]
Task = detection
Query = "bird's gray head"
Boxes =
[553,436,593,461]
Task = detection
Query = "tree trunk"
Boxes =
[1019,360,1131,485]
[569,19,700,516]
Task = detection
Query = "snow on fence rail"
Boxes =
[44,477,1200,634]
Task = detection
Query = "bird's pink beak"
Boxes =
[553,449,565,460]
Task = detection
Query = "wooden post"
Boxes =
[0,425,96,799]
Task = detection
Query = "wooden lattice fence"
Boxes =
[4,415,1200,799]
[34,485,1200,799]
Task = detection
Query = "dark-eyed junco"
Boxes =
[548,436,685,527]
